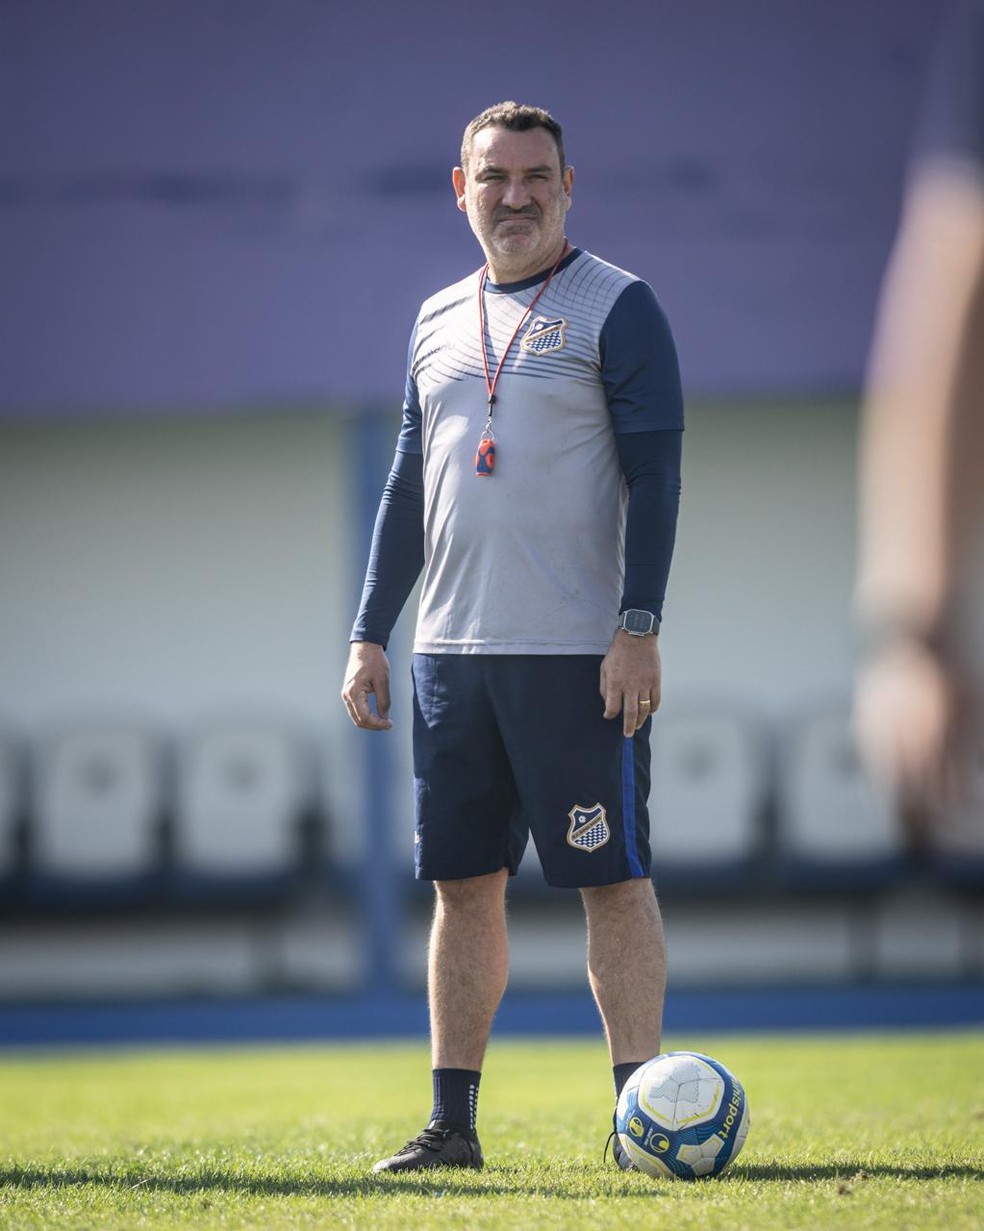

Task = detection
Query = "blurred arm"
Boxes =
[858,166,984,637]
[855,165,984,805]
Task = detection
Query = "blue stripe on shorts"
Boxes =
[621,735,645,878]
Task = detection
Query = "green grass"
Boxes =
[0,1030,981,1230]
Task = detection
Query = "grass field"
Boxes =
[0,1030,981,1230]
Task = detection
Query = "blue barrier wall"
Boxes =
[1,0,941,414]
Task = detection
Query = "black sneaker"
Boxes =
[372,1119,484,1174]
[606,1115,636,1171]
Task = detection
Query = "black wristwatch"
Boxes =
[617,609,660,637]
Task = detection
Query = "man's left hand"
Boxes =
[600,630,662,736]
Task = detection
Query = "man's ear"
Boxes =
[452,166,468,213]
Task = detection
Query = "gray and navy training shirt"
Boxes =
[352,247,683,655]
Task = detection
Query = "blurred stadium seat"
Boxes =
[930,737,984,891]
[777,707,905,891]
[0,727,24,896]
[170,716,317,903]
[648,706,768,893]
[27,720,166,907]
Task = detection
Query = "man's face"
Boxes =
[453,125,573,277]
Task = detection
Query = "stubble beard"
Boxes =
[482,213,565,280]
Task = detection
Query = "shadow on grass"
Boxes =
[1,1160,980,1199]
[734,1162,984,1182]
[0,1164,643,1200]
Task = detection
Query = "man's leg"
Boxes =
[581,876,665,1063]
[582,876,665,1170]
[373,868,508,1173]
[430,868,510,1068]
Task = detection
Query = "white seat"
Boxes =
[649,709,765,874]
[778,709,902,874]
[32,723,162,879]
[173,720,311,879]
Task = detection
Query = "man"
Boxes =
[341,102,683,1173]
[855,0,984,826]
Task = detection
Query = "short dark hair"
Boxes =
[460,102,565,172]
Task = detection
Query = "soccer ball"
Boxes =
[615,1051,749,1180]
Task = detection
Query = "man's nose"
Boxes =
[501,177,532,208]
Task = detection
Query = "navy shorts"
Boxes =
[411,654,652,888]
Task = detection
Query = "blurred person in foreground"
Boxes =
[856,0,984,829]
[341,102,683,1172]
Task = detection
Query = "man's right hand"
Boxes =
[341,641,393,731]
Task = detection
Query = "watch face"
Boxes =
[622,609,655,635]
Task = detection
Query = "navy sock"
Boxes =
[431,1068,481,1132]
[613,1061,645,1098]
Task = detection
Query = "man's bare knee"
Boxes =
[581,877,656,912]
[435,868,509,910]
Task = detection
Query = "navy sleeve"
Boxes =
[349,448,425,648]
[616,429,682,624]
[600,281,684,434]
[599,279,684,622]
[396,323,423,455]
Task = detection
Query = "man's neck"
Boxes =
[485,238,570,286]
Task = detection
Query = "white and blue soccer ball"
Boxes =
[615,1050,749,1179]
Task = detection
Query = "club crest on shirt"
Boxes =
[566,803,611,852]
[520,315,567,354]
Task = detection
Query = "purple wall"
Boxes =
[1,0,942,416]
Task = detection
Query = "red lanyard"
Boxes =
[474,244,567,477]
[478,245,567,416]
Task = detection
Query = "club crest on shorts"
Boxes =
[520,315,567,354]
[566,803,611,852]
